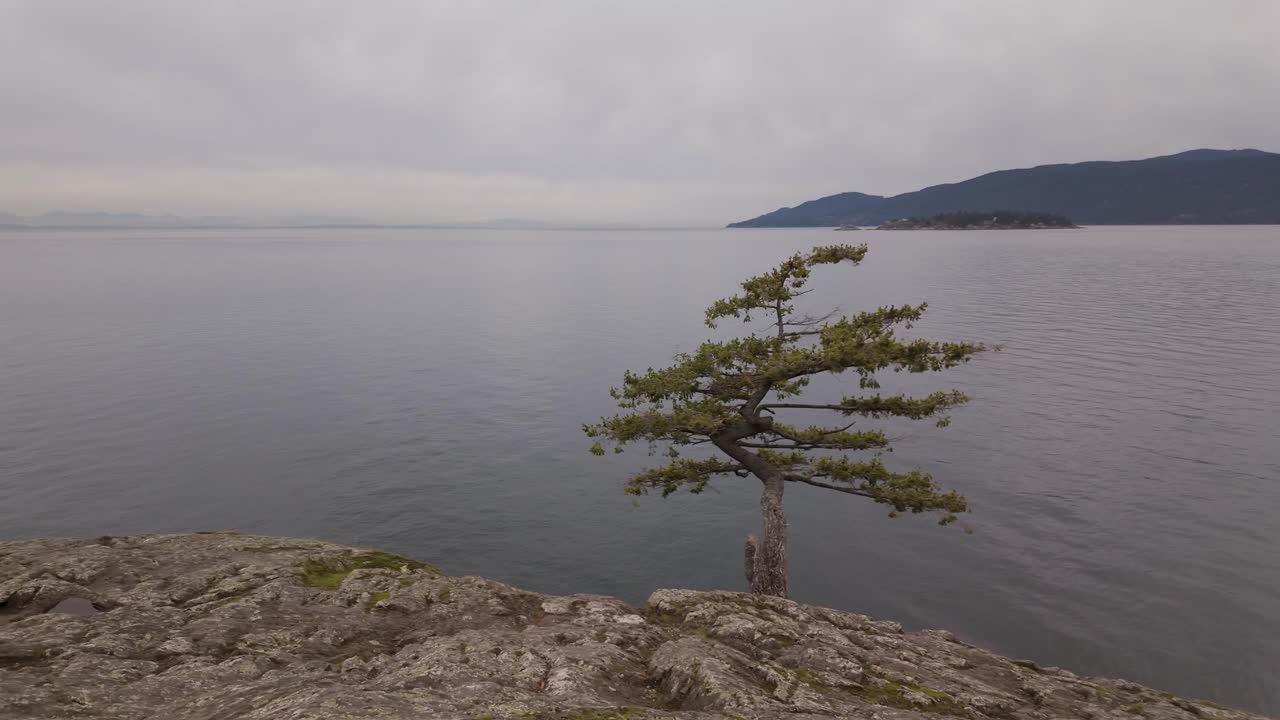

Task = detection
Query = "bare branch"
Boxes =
[783,307,841,327]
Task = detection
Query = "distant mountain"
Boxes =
[0,212,372,229]
[0,212,665,231]
[728,149,1280,227]
[728,191,885,228]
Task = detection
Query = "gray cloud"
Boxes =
[2,0,1278,225]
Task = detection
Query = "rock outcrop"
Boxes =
[0,533,1265,719]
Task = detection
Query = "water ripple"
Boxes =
[1,226,1278,712]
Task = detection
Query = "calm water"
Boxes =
[1,227,1277,712]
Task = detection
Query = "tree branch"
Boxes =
[784,474,877,497]
[741,442,837,450]
[711,422,776,481]
[760,391,970,419]
[625,458,750,497]
[740,379,774,418]
[759,403,850,411]
[773,421,857,441]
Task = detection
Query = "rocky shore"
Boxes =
[0,533,1265,719]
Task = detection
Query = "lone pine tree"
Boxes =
[585,244,985,598]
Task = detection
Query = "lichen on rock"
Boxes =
[0,533,1265,719]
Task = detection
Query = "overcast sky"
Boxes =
[2,1,1278,226]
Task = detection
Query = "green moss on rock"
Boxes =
[858,680,970,716]
[568,709,641,720]
[300,551,440,590]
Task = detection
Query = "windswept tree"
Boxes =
[585,245,986,598]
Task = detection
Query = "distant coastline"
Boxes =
[0,213,700,232]
[877,210,1079,230]
[728,148,1280,227]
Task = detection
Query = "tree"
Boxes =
[584,244,986,598]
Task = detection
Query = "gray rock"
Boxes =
[0,533,1266,719]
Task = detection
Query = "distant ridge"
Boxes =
[0,211,372,229]
[728,149,1280,227]
[0,212,686,231]
[727,191,885,228]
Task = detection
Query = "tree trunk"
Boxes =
[712,425,789,598]
[746,475,788,598]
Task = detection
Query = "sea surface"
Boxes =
[1,226,1277,713]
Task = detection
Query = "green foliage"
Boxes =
[366,591,391,609]
[624,458,743,496]
[300,551,440,591]
[586,245,983,524]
